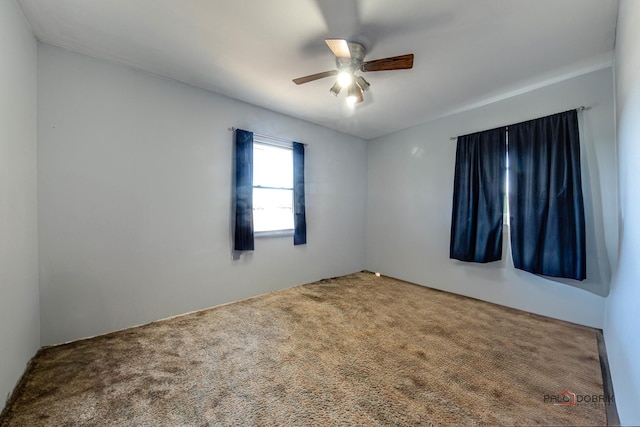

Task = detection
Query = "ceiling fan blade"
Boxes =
[292,70,338,85]
[325,38,351,59]
[361,54,414,72]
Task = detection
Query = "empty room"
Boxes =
[1,0,639,425]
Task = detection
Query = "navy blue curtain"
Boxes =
[450,128,507,263]
[508,110,586,280]
[234,129,254,251]
[293,142,307,245]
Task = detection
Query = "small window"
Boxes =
[504,129,510,226]
[253,139,294,234]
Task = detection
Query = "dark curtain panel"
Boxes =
[293,142,307,245]
[450,128,507,263]
[508,110,586,280]
[233,129,254,251]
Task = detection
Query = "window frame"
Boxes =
[252,136,295,237]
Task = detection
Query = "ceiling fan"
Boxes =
[293,39,414,105]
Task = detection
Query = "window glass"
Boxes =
[253,141,294,233]
[253,143,293,188]
[504,131,510,225]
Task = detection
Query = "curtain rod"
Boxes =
[448,106,590,141]
[228,127,307,146]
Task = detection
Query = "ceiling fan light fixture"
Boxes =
[337,70,353,88]
[355,75,370,92]
[346,83,364,105]
[329,81,341,96]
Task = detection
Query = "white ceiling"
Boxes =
[18,0,618,140]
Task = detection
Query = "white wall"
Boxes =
[0,0,40,406]
[605,1,640,424]
[37,44,367,346]
[366,68,616,328]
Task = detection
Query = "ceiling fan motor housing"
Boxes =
[336,42,367,71]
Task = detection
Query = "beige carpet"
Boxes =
[1,272,607,426]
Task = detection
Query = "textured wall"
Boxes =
[0,0,40,406]
[37,44,367,345]
[605,1,640,424]
[366,68,617,328]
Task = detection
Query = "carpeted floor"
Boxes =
[1,272,607,426]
